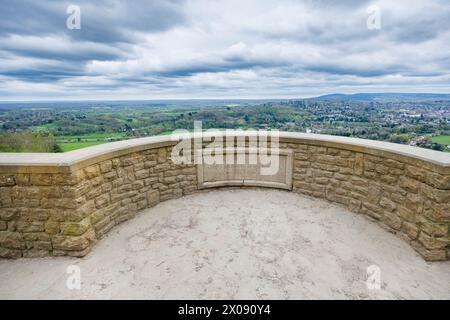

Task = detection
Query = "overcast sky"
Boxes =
[0,0,449,101]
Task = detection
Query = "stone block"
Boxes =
[397,206,415,222]
[30,174,53,186]
[383,211,402,230]
[23,249,49,258]
[417,216,448,237]
[403,221,419,240]
[0,231,25,250]
[32,241,52,251]
[52,229,95,251]
[132,180,145,190]
[0,247,22,258]
[45,221,60,235]
[147,190,160,207]
[16,221,44,233]
[404,193,423,214]
[95,194,110,209]
[83,165,101,179]
[100,160,113,173]
[144,160,157,168]
[0,175,16,187]
[425,172,450,190]
[0,208,18,221]
[135,169,150,180]
[405,165,426,182]
[361,202,383,220]
[60,218,91,236]
[379,197,396,212]
[418,232,448,251]
[379,174,397,185]
[158,148,167,163]
[411,241,446,261]
[103,171,117,182]
[421,184,450,203]
[399,176,419,193]
[85,186,103,201]
[384,159,404,169]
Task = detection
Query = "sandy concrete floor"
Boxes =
[0,189,449,300]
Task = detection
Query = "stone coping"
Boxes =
[1,131,449,173]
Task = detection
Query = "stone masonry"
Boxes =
[0,145,197,258]
[0,133,449,260]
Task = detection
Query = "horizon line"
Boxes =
[2,92,450,104]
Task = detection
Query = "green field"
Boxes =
[59,141,107,152]
[55,132,128,152]
[55,132,127,140]
[431,135,450,145]
[57,131,173,152]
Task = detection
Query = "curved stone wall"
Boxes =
[0,131,449,260]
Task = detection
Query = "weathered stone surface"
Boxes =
[403,221,419,240]
[60,218,91,236]
[379,197,396,212]
[397,206,415,222]
[83,165,100,179]
[385,212,403,230]
[99,161,113,173]
[147,190,160,207]
[0,208,17,221]
[399,176,419,193]
[417,216,448,237]
[144,160,157,168]
[361,202,383,220]
[426,172,450,190]
[52,229,95,251]
[158,148,167,163]
[41,197,77,209]
[421,184,450,203]
[95,193,110,209]
[411,241,447,261]
[405,165,427,182]
[14,174,30,185]
[44,221,60,235]
[0,247,22,258]
[135,169,150,180]
[418,232,448,251]
[30,174,53,186]
[0,232,25,250]
[23,249,49,258]
[0,175,15,187]
[16,221,44,233]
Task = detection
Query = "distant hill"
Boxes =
[313,93,450,102]
[0,99,277,109]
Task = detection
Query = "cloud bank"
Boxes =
[0,0,449,100]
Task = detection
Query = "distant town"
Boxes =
[0,94,449,153]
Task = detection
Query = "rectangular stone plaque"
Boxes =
[197,148,293,190]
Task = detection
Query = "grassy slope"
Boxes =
[57,132,173,152]
[431,135,450,145]
[59,141,106,152]
[55,132,127,140]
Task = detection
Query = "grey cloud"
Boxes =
[0,0,188,82]
[0,0,187,42]
[0,0,449,100]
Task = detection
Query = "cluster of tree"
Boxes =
[416,138,446,151]
[0,131,62,153]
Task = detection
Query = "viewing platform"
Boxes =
[1,188,449,299]
[0,131,449,262]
